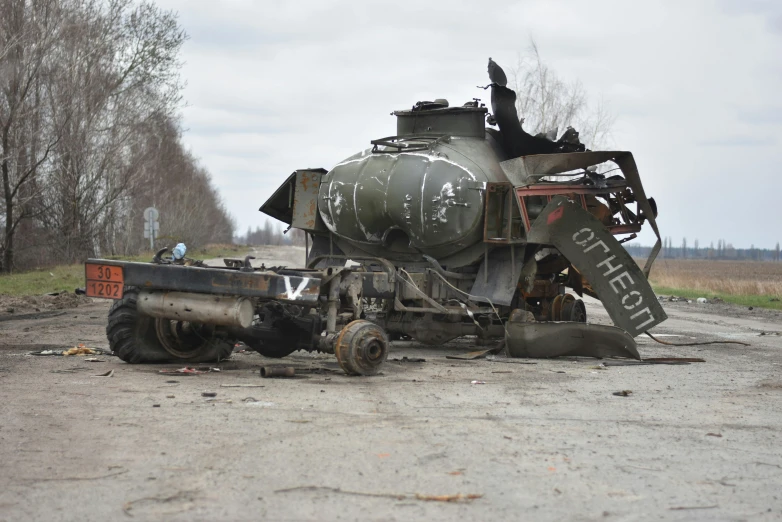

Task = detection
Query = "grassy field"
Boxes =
[0,244,245,297]
[4,247,781,312]
[648,258,782,310]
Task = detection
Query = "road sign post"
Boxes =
[143,207,160,250]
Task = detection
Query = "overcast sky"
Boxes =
[156,0,782,249]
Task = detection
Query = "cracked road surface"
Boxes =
[0,292,781,520]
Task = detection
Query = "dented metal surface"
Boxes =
[88,58,668,376]
[527,197,666,336]
[85,260,321,303]
[504,321,641,360]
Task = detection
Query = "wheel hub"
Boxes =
[154,319,212,359]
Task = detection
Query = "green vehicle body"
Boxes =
[86,59,668,375]
[262,72,667,342]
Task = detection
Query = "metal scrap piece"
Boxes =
[446,347,502,360]
[504,321,640,360]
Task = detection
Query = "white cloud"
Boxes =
[159,0,782,248]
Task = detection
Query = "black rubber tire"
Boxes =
[562,298,587,323]
[106,287,234,364]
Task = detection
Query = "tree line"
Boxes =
[0,0,234,273]
[626,238,782,262]
[237,220,306,248]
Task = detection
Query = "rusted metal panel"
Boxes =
[526,197,666,336]
[505,321,640,359]
[397,271,427,300]
[292,169,327,232]
[259,169,327,230]
[85,260,321,304]
[500,151,623,185]
[483,182,526,244]
[469,245,526,306]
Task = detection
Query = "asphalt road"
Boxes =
[0,283,780,520]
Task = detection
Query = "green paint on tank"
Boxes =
[318,108,510,260]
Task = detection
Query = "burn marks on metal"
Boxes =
[89,260,321,304]
[317,141,485,252]
[527,197,666,336]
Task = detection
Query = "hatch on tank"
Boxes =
[393,99,487,137]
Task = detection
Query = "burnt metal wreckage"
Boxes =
[85,59,667,375]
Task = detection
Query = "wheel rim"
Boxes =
[154,319,213,358]
[335,320,389,376]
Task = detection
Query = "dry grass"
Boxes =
[648,259,782,297]
[0,244,248,297]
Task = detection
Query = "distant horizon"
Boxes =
[626,241,780,251]
[157,0,782,248]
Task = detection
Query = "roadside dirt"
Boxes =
[1,257,781,520]
[0,293,92,317]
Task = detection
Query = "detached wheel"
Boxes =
[106,287,234,363]
[334,320,389,376]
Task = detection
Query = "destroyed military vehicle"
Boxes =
[85,59,666,375]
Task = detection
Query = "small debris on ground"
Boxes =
[31,350,65,356]
[260,366,295,378]
[93,369,114,377]
[613,390,633,397]
[643,357,706,364]
[50,366,91,374]
[63,345,97,356]
[159,367,219,375]
[706,432,723,437]
[447,348,501,360]
[485,356,537,365]
[201,392,217,397]
[390,357,426,362]
[470,380,486,385]
[29,346,113,357]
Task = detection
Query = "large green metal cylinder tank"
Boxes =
[318,102,509,261]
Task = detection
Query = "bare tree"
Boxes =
[39,0,187,262]
[509,41,616,150]
[1,0,234,270]
[0,0,64,272]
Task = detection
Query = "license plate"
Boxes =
[85,264,124,299]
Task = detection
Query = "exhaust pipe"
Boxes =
[137,290,254,328]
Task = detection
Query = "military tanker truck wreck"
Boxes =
[85,59,666,375]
